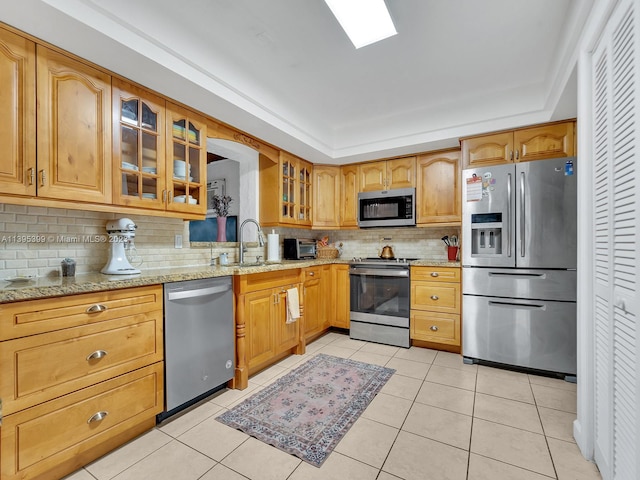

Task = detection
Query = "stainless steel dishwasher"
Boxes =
[159,276,234,421]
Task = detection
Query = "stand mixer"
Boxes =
[101,218,142,275]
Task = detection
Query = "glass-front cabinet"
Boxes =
[279,152,312,226]
[113,78,165,209]
[166,102,206,214]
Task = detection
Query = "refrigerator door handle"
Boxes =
[488,300,546,310]
[506,173,512,258]
[488,272,546,279]
[520,171,526,258]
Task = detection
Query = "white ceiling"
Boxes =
[1,0,593,164]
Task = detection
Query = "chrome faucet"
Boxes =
[238,218,265,264]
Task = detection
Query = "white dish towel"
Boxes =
[286,287,301,324]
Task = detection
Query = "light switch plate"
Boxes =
[175,234,183,249]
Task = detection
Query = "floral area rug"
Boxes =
[216,353,395,467]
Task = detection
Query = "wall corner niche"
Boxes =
[188,137,260,244]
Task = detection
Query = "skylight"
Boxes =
[324,0,397,49]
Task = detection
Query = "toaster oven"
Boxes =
[283,238,317,260]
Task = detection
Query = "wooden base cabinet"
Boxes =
[303,265,331,340]
[331,264,351,329]
[0,285,164,480]
[410,266,461,349]
[234,270,304,389]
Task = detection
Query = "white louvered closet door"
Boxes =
[591,0,639,478]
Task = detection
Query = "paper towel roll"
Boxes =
[267,232,280,262]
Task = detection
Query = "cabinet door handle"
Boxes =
[86,304,108,313]
[430,325,439,331]
[168,191,173,203]
[430,295,439,301]
[515,149,520,160]
[430,272,439,277]
[28,167,35,185]
[87,411,109,424]
[86,350,108,361]
[39,169,46,186]
[162,190,167,202]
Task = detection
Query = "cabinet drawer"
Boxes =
[0,285,163,340]
[411,281,461,314]
[0,313,163,415]
[411,267,460,282]
[0,362,163,480]
[303,266,322,282]
[411,311,460,345]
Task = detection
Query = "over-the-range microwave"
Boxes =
[357,187,416,228]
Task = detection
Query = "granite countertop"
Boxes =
[0,258,459,303]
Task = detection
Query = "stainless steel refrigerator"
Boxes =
[461,156,577,378]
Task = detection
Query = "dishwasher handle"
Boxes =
[167,284,230,301]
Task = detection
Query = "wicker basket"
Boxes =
[316,246,340,259]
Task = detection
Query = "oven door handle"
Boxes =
[349,268,409,277]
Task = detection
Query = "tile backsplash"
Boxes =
[0,204,459,278]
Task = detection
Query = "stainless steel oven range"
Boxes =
[349,258,413,348]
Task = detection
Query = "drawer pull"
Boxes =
[430,272,439,277]
[430,325,439,332]
[430,295,439,301]
[86,350,108,361]
[87,411,109,424]
[86,304,108,313]
[308,272,314,276]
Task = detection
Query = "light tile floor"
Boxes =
[64,331,601,480]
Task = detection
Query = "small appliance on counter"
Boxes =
[283,238,316,260]
[101,218,142,275]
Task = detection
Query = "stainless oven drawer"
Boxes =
[350,320,410,348]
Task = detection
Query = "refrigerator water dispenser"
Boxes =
[470,213,503,255]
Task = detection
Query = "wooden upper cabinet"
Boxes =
[514,121,575,162]
[313,165,340,228]
[461,120,576,168]
[386,156,416,189]
[0,27,36,196]
[260,151,312,227]
[112,78,166,210]
[340,165,359,227]
[36,46,112,203]
[461,131,513,168]
[359,157,415,191]
[165,102,207,215]
[359,161,386,191]
[416,149,461,225]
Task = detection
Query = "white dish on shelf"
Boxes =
[3,275,37,283]
[122,161,139,171]
[142,193,157,199]
[173,175,194,182]
[142,166,157,174]
[174,195,197,205]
